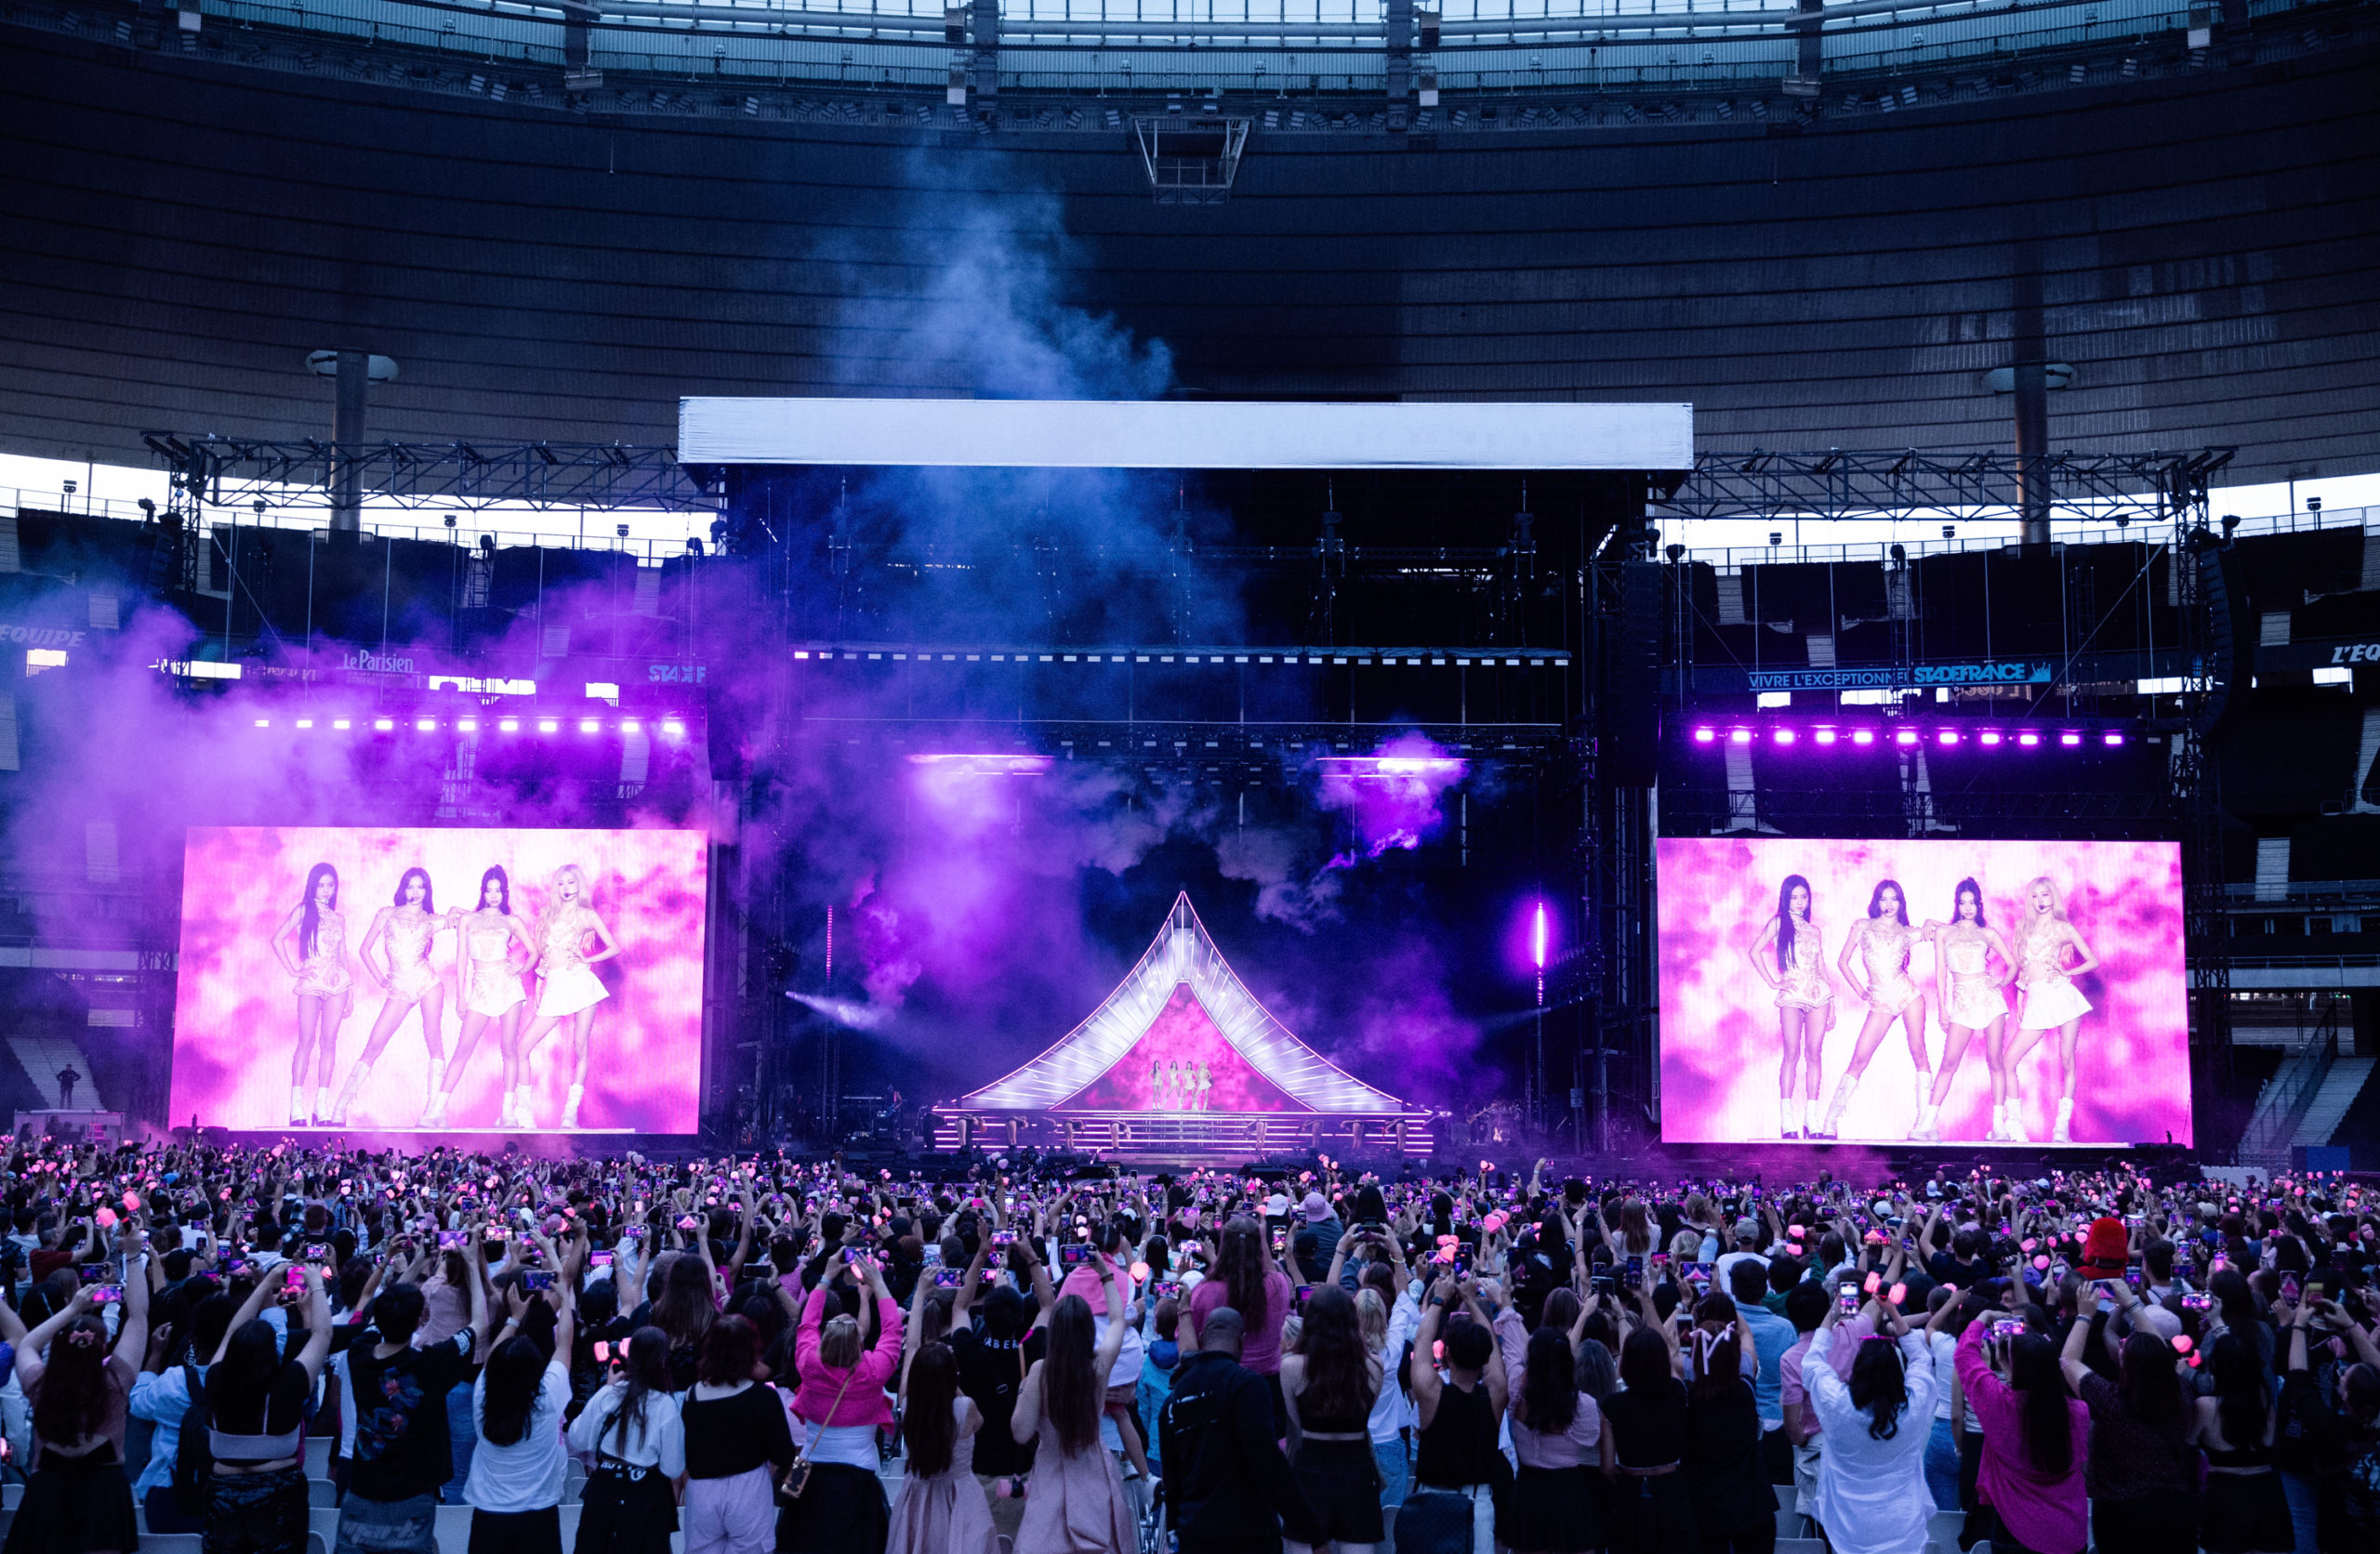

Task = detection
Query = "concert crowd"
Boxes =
[0,1139,2373,1554]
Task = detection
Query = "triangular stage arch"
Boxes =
[932,894,1433,1159]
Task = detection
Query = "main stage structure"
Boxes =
[932,893,1435,1158]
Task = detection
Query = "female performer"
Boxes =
[2004,876,2101,1143]
[1817,879,1934,1141]
[330,867,451,1126]
[422,866,537,1130]
[518,863,621,1130]
[1747,873,1831,1140]
[271,863,353,1127]
[1917,878,2016,1142]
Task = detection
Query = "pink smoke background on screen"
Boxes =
[1657,837,2190,1145]
[170,827,707,1132]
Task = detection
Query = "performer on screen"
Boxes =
[1817,878,1934,1140]
[271,863,354,1126]
[518,863,621,1130]
[1916,877,2016,1142]
[1747,873,1832,1140]
[329,866,451,1126]
[2004,876,2101,1143]
[1195,1060,1212,1113]
[421,865,537,1130]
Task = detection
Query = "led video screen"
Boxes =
[171,826,707,1133]
[1657,837,2190,1146]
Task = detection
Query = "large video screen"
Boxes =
[1657,837,2189,1146]
[171,826,707,1134]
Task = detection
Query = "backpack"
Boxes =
[171,1364,214,1515]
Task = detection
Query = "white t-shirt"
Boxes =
[1926,1330,1958,1422]
[466,1361,570,1513]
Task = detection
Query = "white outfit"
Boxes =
[1805,1329,1937,1554]
[569,1384,687,1475]
[466,1359,571,1512]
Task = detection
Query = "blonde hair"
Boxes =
[819,1314,862,1369]
[2017,876,2068,955]
[1355,1287,1387,1353]
[1669,1229,1702,1261]
[551,863,592,902]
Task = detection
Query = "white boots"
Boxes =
[291,1085,309,1126]
[1813,1074,1857,1140]
[562,1084,584,1130]
[419,1060,448,1127]
[329,1060,370,1126]
[1911,1101,1942,1142]
[2053,1097,2074,1143]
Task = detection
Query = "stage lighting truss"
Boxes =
[1652,448,2234,525]
[1690,721,2128,749]
[231,712,691,740]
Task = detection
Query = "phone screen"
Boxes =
[1061,1244,1094,1268]
[932,1269,965,1289]
[438,1231,468,1249]
[1837,1282,1862,1317]
[990,1231,1018,1248]
[1623,1255,1645,1290]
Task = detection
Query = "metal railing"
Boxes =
[1680,505,2380,573]
[7,489,701,563]
[2236,1000,2340,1167]
[2226,876,2380,906]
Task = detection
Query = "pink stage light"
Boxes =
[661,720,686,739]
[1937,730,1959,746]
[1814,728,1838,745]
[332,718,351,731]
[1729,729,1753,744]
[1851,729,1875,746]
[2059,731,2082,746]
[621,718,641,732]
[579,718,601,733]
[1894,730,1919,746]
[374,718,394,731]
[1774,728,1797,745]
[1979,731,2003,746]
[253,718,270,728]
[1531,902,1548,971]
[1693,727,1715,744]
[2018,731,2041,746]
[296,719,314,730]
[2103,731,2125,746]
[416,718,436,731]
[457,718,478,732]
[1314,755,1467,777]
[537,719,559,733]
[498,718,519,733]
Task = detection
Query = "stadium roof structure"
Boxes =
[947,892,1426,1117]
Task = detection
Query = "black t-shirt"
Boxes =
[348,1331,474,1502]
[1602,1380,1688,1468]
[949,1328,1027,1477]
[681,1383,795,1480]
[205,1356,316,1460]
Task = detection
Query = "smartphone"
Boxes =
[2308,1280,2328,1302]
[1624,1254,1645,1291]
[76,1263,108,1283]
[1685,1262,1714,1285]
[590,1250,614,1269]
[1060,1244,1094,1268]
[990,1230,1018,1248]
[920,1245,943,1270]
[1837,1281,1862,1317]
[932,1268,966,1289]
[284,1267,307,1293]
[437,1231,469,1249]
[677,1216,701,1231]
[2179,1292,2214,1310]
[1649,1252,1670,1270]
[625,1226,648,1243]
[979,1267,1005,1285]
[1270,1228,1288,1254]
[1152,1279,1183,1301]
[1990,1318,2027,1342]
[2173,1253,2195,1280]
[2123,1264,2143,1289]
[224,1258,252,1277]
[90,1284,124,1303]
[303,1243,332,1262]
[2280,1274,2302,1305]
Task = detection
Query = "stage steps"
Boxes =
[2292,1054,2376,1149]
[932,1113,1435,1158]
[7,1035,95,1110]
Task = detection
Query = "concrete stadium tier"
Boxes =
[1,24,2374,483]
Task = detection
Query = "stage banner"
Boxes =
[1656,836,2190,1146]
[169,826,707,1134]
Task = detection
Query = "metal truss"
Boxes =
[143,436,714,513]
[1655,449,2236,524]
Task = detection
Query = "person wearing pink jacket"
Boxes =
[778,1259,905,1553]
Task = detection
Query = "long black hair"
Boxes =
[211,1317,284,1435]
[1868,878,1910,926]
[2009,1333,2073,1475]
[1777,874,1812,973]
[1848,1336,1909,1440]
[1953,876,1988,929]
[1043,1294,1104,1455]
[393,866,435,915]
[903,1341,961,1479]
[478,865,510,915]
[605,1326,670,1459]
[479,1333,547,1446]
[1519,1325,1580,1435]
[299,863,338,960]
[1297,1285,1377,1424]
[33,1316,113,1445]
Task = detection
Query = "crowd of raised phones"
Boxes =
[0,1139,2373,1554]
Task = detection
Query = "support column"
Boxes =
[2010,243,2052,548]
[331,349,368,536]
